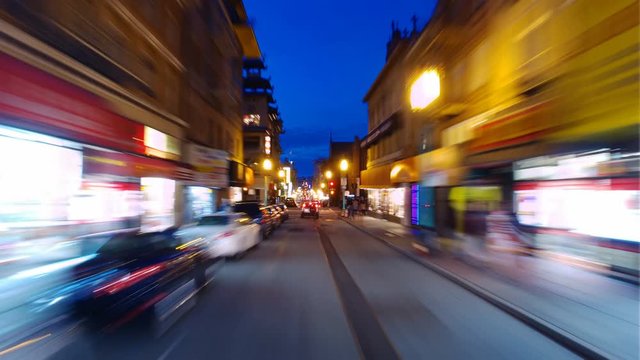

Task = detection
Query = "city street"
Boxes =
[6,209,578,360]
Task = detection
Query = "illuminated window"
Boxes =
[243,114,260,126]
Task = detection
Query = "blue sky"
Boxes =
[244,0,437,176]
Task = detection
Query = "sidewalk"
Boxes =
[337,211,639,360]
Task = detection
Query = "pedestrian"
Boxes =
[351,198,359,219]
[359,198,366,216]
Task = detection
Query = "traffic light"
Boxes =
[329,181,335,188]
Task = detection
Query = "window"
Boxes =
[198,216,230,226]
[244,138,260,151]
[226,130,232,153]
[243,114,260,126]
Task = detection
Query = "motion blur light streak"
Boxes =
[9,255,96,280]
[0,333,51,356]
[93,264,166,296]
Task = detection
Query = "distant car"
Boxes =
[276,204,289,221]
[284,198,297,208]
[233,201,273,238]
[177,213,261,259]
[35,229,208,329]
[300,201,319,219]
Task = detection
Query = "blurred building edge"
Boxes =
[361,0,639,276]
[0,0,264,238]
[241,57,285,204]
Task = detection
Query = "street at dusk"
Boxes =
[0,1,638,359]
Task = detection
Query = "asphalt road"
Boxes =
[6,209,578,360]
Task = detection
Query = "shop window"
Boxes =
[141,177,175,231]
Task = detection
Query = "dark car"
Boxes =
[232,201,274,238]
[284,198,297,208]
[300,201,319,219]
[34,229,208,330]
[276,204,289,221]
[267,205,283,228]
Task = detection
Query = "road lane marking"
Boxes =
[156,333,187,360]
[0,333,51,356]
[339,217,612,360]
[317,227,400,360]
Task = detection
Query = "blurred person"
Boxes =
[485,203,537,270]
[359,197,367,216]
[350,198,359,219]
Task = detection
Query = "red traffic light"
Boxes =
[329,181,335,187]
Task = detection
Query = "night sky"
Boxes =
[244,0,437,176]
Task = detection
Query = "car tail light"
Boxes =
[93,264,166,297]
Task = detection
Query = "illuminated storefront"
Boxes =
[141,177,175,231]
[366,188,406,219]
[514,151,640,242]
[0,125,83,226]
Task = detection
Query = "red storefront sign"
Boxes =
[0,52,145,154]
[83,147,177,179]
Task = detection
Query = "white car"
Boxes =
[177,213,261,259]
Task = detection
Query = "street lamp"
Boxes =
[339,159,349,214]
[278,169,285,178]
[339,159,349,172]
[262,159,273,204]
[325,170,333,179]
[320,183,326,189]
[410,69,440,111]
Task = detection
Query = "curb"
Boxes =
[338,216,614,360]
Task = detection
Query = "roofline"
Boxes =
[362,0,446,103]
[362,45,407,103]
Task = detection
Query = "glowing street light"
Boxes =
[325,170,333,179]
[278,169,285,178]
[339,159,349,172]
[262,158,273,171]
[410,69,440,111]
[320,183,326,189]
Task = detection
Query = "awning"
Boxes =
[360,163,393,188]
[468,99,552,155]
[465,141,548,168]
[390,157,419,183]
[360,112,399,148]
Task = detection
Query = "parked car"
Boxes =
[177,213,261,259]
[276,204,289,221]
[267,205,283,228]
[300,200,320,219]
[34,228,208,330]
[232,201,273,238]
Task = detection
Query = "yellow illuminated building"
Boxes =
[362,0,639,230]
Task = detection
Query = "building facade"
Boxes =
[362,0,639,273]
[0,0,261,239]
[241,58,284,204]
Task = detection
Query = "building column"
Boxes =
[402,183,412,227]
[174,182,185,227]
